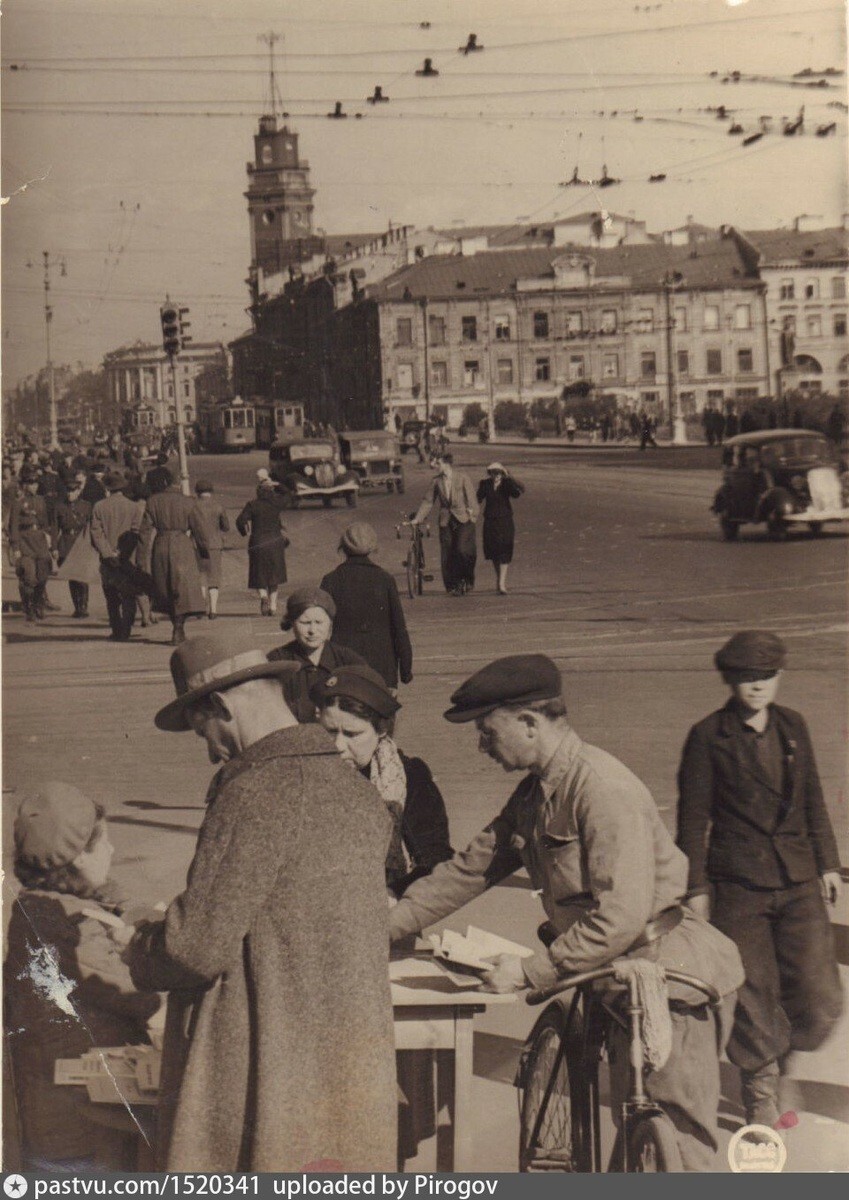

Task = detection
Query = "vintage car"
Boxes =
[712,429,849,540]
[400,419,427,455]
[268,436,358,507]
[339,431,405,494]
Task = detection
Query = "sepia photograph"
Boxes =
[2,0,847,1177]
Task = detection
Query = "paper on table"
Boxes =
[55,1058,100,1085]
[85,1073,155,1107]
[428,925,533,972]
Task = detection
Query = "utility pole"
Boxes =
[40,251,62,449]
[160,300,192,496]
[662,271,687,445]
[420,298,430,423]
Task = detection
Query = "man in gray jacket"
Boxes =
[412,452,478,595]
[90,471,143,640]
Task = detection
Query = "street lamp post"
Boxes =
[662,271,687,445]
[41,251,60,449]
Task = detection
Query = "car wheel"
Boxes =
[346,491,357,508]
[396,478,405,495]
[767,515,788,541]
[809,522,824,536]
[289,495,300,509]
[720,518,739,541]
[322,497,332,508]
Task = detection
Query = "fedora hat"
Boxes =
[155,628,299,732]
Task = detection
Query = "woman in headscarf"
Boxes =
[476,461,524,595]
[234,476,289,617]
[268,587,365,722]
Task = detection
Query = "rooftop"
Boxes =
[743,226,848,264]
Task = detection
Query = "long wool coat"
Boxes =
[320,556,413,688]
[235,491,289,590]
[144,488,209,617]
[476,475,524,563]
[129,724,397,1172]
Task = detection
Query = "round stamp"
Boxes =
[728,1124,787,1173]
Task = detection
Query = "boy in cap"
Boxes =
[14,507,53,622]
[389,653,744,1169]
[676,630,843,1127]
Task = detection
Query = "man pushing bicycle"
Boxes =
[388,655,744,1170]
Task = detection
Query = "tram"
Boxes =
[200,397,257,452]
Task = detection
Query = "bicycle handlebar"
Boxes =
[526,966,722,1009]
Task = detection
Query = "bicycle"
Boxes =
[396,517,433,599]
[517,964,721,1173]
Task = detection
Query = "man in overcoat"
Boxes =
[412,453,478,595]
[676,631,843,1126]
[388,655,744,1170]
[320,521,413,689]
[128,629,397,1172]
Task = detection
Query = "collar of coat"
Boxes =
[715,699,797,798]
[209,724,341,795]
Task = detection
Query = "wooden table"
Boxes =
[390,956,515,1171]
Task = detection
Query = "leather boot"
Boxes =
[741,1061,780,1127]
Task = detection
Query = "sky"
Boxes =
[2,0,847,390]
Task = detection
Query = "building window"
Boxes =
[832,276,846,299]
[735,388,758,400]
[704,305,720,331]
[601,309,617,333]
[637,308,654,333]
[428,315,446,345]
[396,318,412,346]
[804,380,823,394]
[535,357,551,382]
[463,360,480,387]
[497,358,514,384]
[461,315,478,342]
[640,351,657,379]
[533,311,549,339]
[737,348,754,374]
[834,313,847,336]
[565,311,584,336]
[674,306,688,332]
[602,353,619,379]
[839,378,849,398]
[166,383,173,398]
[706,348,723,375]
[806,314,822,337]
[677,349,690,375]
[734,304,752,330]
[779,279,795,301]
[707,389,725,403]
[641,391,660,405]
[430,361,448,387]
[184,406,194,421]
[397,363,414,389]
[805,279,819,300]
[568,354,585,380]
[494,314,511,340]
[679,391,696,416]
[183,382,191,398]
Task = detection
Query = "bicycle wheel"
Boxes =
[415,545,425,596]
[627,1113,683,1173]
[405,550,416,599]
[519,1010,580,1172]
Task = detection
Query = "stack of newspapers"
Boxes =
[54,1045,161,1105]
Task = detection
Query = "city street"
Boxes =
[3,442,848,1171]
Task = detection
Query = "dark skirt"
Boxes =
[247,536,287,590]
[482,514,515,563]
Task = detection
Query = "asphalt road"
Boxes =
[3,441,848,1171]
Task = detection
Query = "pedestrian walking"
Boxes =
[5,783,160,1170]
[55,472,91,618]
[412,453,478,595]
[724,405,740,439]
[476,462,524,595]
[128,629,397,1171]
[90,471,143,641]
[14,508,53,623]
[143,483,210,645]
[676,631,843,1127]
[388,654,744,1169]
[319,521,413,689]
[235,478,289,617]
[638,409,658,450]
[144,452,176,497]
[268,587,366,722]
[193,480,230,620]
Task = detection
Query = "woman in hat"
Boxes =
[4,783,160,1170]
[193,480,230,620]
[235,477,290,617]
[476,462,524,594]
[268,587,366,722]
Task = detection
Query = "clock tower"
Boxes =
[245,114,319,276]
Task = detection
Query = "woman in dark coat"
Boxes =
[193,479,230,619]
[55,472,92,617]
[476,462,524,594]
[143,483,210,645]
[268,587,365,722]
[235,478,289,616]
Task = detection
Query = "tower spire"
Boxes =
[259,31,284,121]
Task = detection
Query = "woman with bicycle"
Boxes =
[388,654,744,1171]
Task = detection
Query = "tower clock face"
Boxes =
[262,210,276,226]
[284,140,294,153]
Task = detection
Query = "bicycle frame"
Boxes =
[522,966,721,1172]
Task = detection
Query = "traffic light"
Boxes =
[160,303,181,356]
[179,307,192,346]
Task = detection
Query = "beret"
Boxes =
[310,664,400,719]
[281,587,336,631]
[339,521,378,557]
[444,654,563,723]
[715,630,786,677]
[15,782,100,870]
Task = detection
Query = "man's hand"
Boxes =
[820,871,843,906]
[479,953,526,994]
[685,892,711,920]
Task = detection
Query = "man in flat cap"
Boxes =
[676,630,843,1127]
[389,654,744,1169]
[128,628,396,1171]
